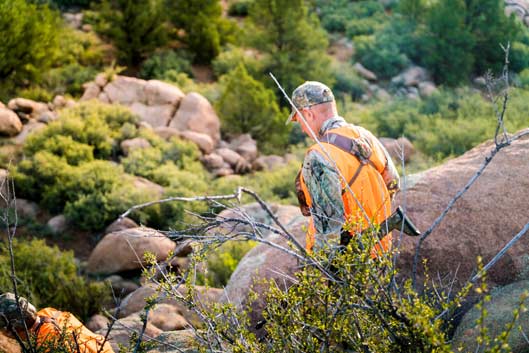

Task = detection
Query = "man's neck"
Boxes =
[318,116,347,137]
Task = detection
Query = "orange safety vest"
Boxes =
[34,308,114,353]
[299,125,393,255]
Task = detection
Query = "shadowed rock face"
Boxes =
[396,129,529,290]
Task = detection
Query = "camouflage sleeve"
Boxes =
[302,150,345,250]
[380,144,400,197]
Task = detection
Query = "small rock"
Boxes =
[37,111,57,124]
[215,148,243,167]
[179,130,214,154]
[375,89,391,101]
[418,81,437,97]
[97,313,162,352]
[229,134,258,162]
[0,108,23,136]
[81,24,93,32]
[105,275,140,297]
[47,214,67,234]
[354,62,377,81]
[15,199,40,219]
[10,120,46,145]
[52,95,67,109]
[392,66,429,87]
[473,76,487,86]
[86,314,109,333]
[105,217,139,234]
[213,166,234,177]
[80,82,101,101]
[94,73,108,88]
[149,304,189,331]
[201,153,225,170]
[120,138,152,156]
[153,126,181,140]
[252,155,286,171]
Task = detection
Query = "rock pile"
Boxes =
[391,66,437,99]
[505,0,529,27]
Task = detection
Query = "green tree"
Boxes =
[422,0,475,85]
[95,0,168,66]
[248,0,333,97]
[464,0,521,75]
[397,0,427,22]
[168,0,224,63]
[216,64,290,153]
[0,0,60,86]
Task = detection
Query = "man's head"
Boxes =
[0,293,37,335]
[286,81,337,138]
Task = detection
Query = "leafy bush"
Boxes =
[316,0,385,33]
[212,45,264,79]
[354,34,410,79]
[94,0,168,66]
[228,0,252,16]
[332,62,368,101]
[216,64,289,153]
[0,0,61,86]
[15,87,55,103]
[516,69,529,88]
[139,50,193,80]
[0,239,108,321]
[509,41,529,73]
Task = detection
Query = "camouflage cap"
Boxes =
[0,293,37,330]
[286,81,335,124]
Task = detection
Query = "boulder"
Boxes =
[379,137,415,163]
[229,134,258,162]
[120,137,152,156]
[105,217,139,234]
[252,155,286,171]
[129,103,176,128]
[47,214,67,234]
[169,93,221,142]
[98,91,111,104]
[215,203,304,239]
[392,66,429,87]
[0,331,21,353]
[149,304,189,331]
[94,73,108,88]
[201,153,225,170]
[145,80,185,106]
[80,82,101,101]
[222,215,308,337]
[97,312,162,352]
[87,227,176,274]
[179,130,215,154]
[154,126,181,140]
[396,129,529,290]
[215,148,243,167]
[63,12,83,29]
[213,166,234,177]
[118,284,222,326]
[86,314,110,333]
[52,95,66,109]
[0,108,22,136]
[418,81,437,97]
[375,88,392,101]
[10,120,46,145]
[15,199,40,219]
[105,275,140,297]
[37,111,57,124]
[354,62,377,81]
[147,330,199,353]
[452,280,529,353]
[7,98,49,117]
[103,76,147,105]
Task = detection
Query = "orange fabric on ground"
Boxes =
[36,308,114,353]
[300,125,393,256]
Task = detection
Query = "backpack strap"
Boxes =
[321,132,378,194]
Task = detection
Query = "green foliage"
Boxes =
[316,0,385,33]
[216,64,290,153]
[228,0,252,16]
[355,34,410,79]
[212,45,264,79]
[0,0,61,86]
[200,241,257,287]
[139,50,193,80]
[509,41,529,73]
[248,0,333,97]
[95,0,168,66]
[168,0,224,63]
[332,62,368,101]
[40,0,94,9]
[516,69,529,88]
[15,87,55,103]
[0,239,108,321]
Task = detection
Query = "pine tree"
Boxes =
[168,0,223,64]
[216,64,289,153]
[248,0,333,98]
[0,0,60,83]
[96,0,168,67]
[423,0,475,85]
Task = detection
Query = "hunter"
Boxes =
[289,81,400,255]
[0,292,114,353]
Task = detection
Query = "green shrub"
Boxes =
[200,241,257,287]
[0,0,61,85]
[212,45,264,79]
[510,41,529,73]
[0,239,108,321]
[139,50,193,80]
[41,64,99,97]
[332,62,368,102]
[216,64,289,153]
[16,86,54,103]
[316,0,384,33]
[227,0,252,16]
[517,69,529,89]
[354,34,410,79]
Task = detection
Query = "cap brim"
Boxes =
[285,110,296,125]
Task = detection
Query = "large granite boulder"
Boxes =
[129,103,176,128]
[179,130,215,154]
[0,331,21,353]
[97,313,162,352]
[228,134,258,162]
[0,108,22,136]
[169,93,221,142]
[103,76,147,105]
[144,80,185,106]
[87,227,176,274]
[452,279,529,353]
[396,129,529,290]
[222,214,308,337]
